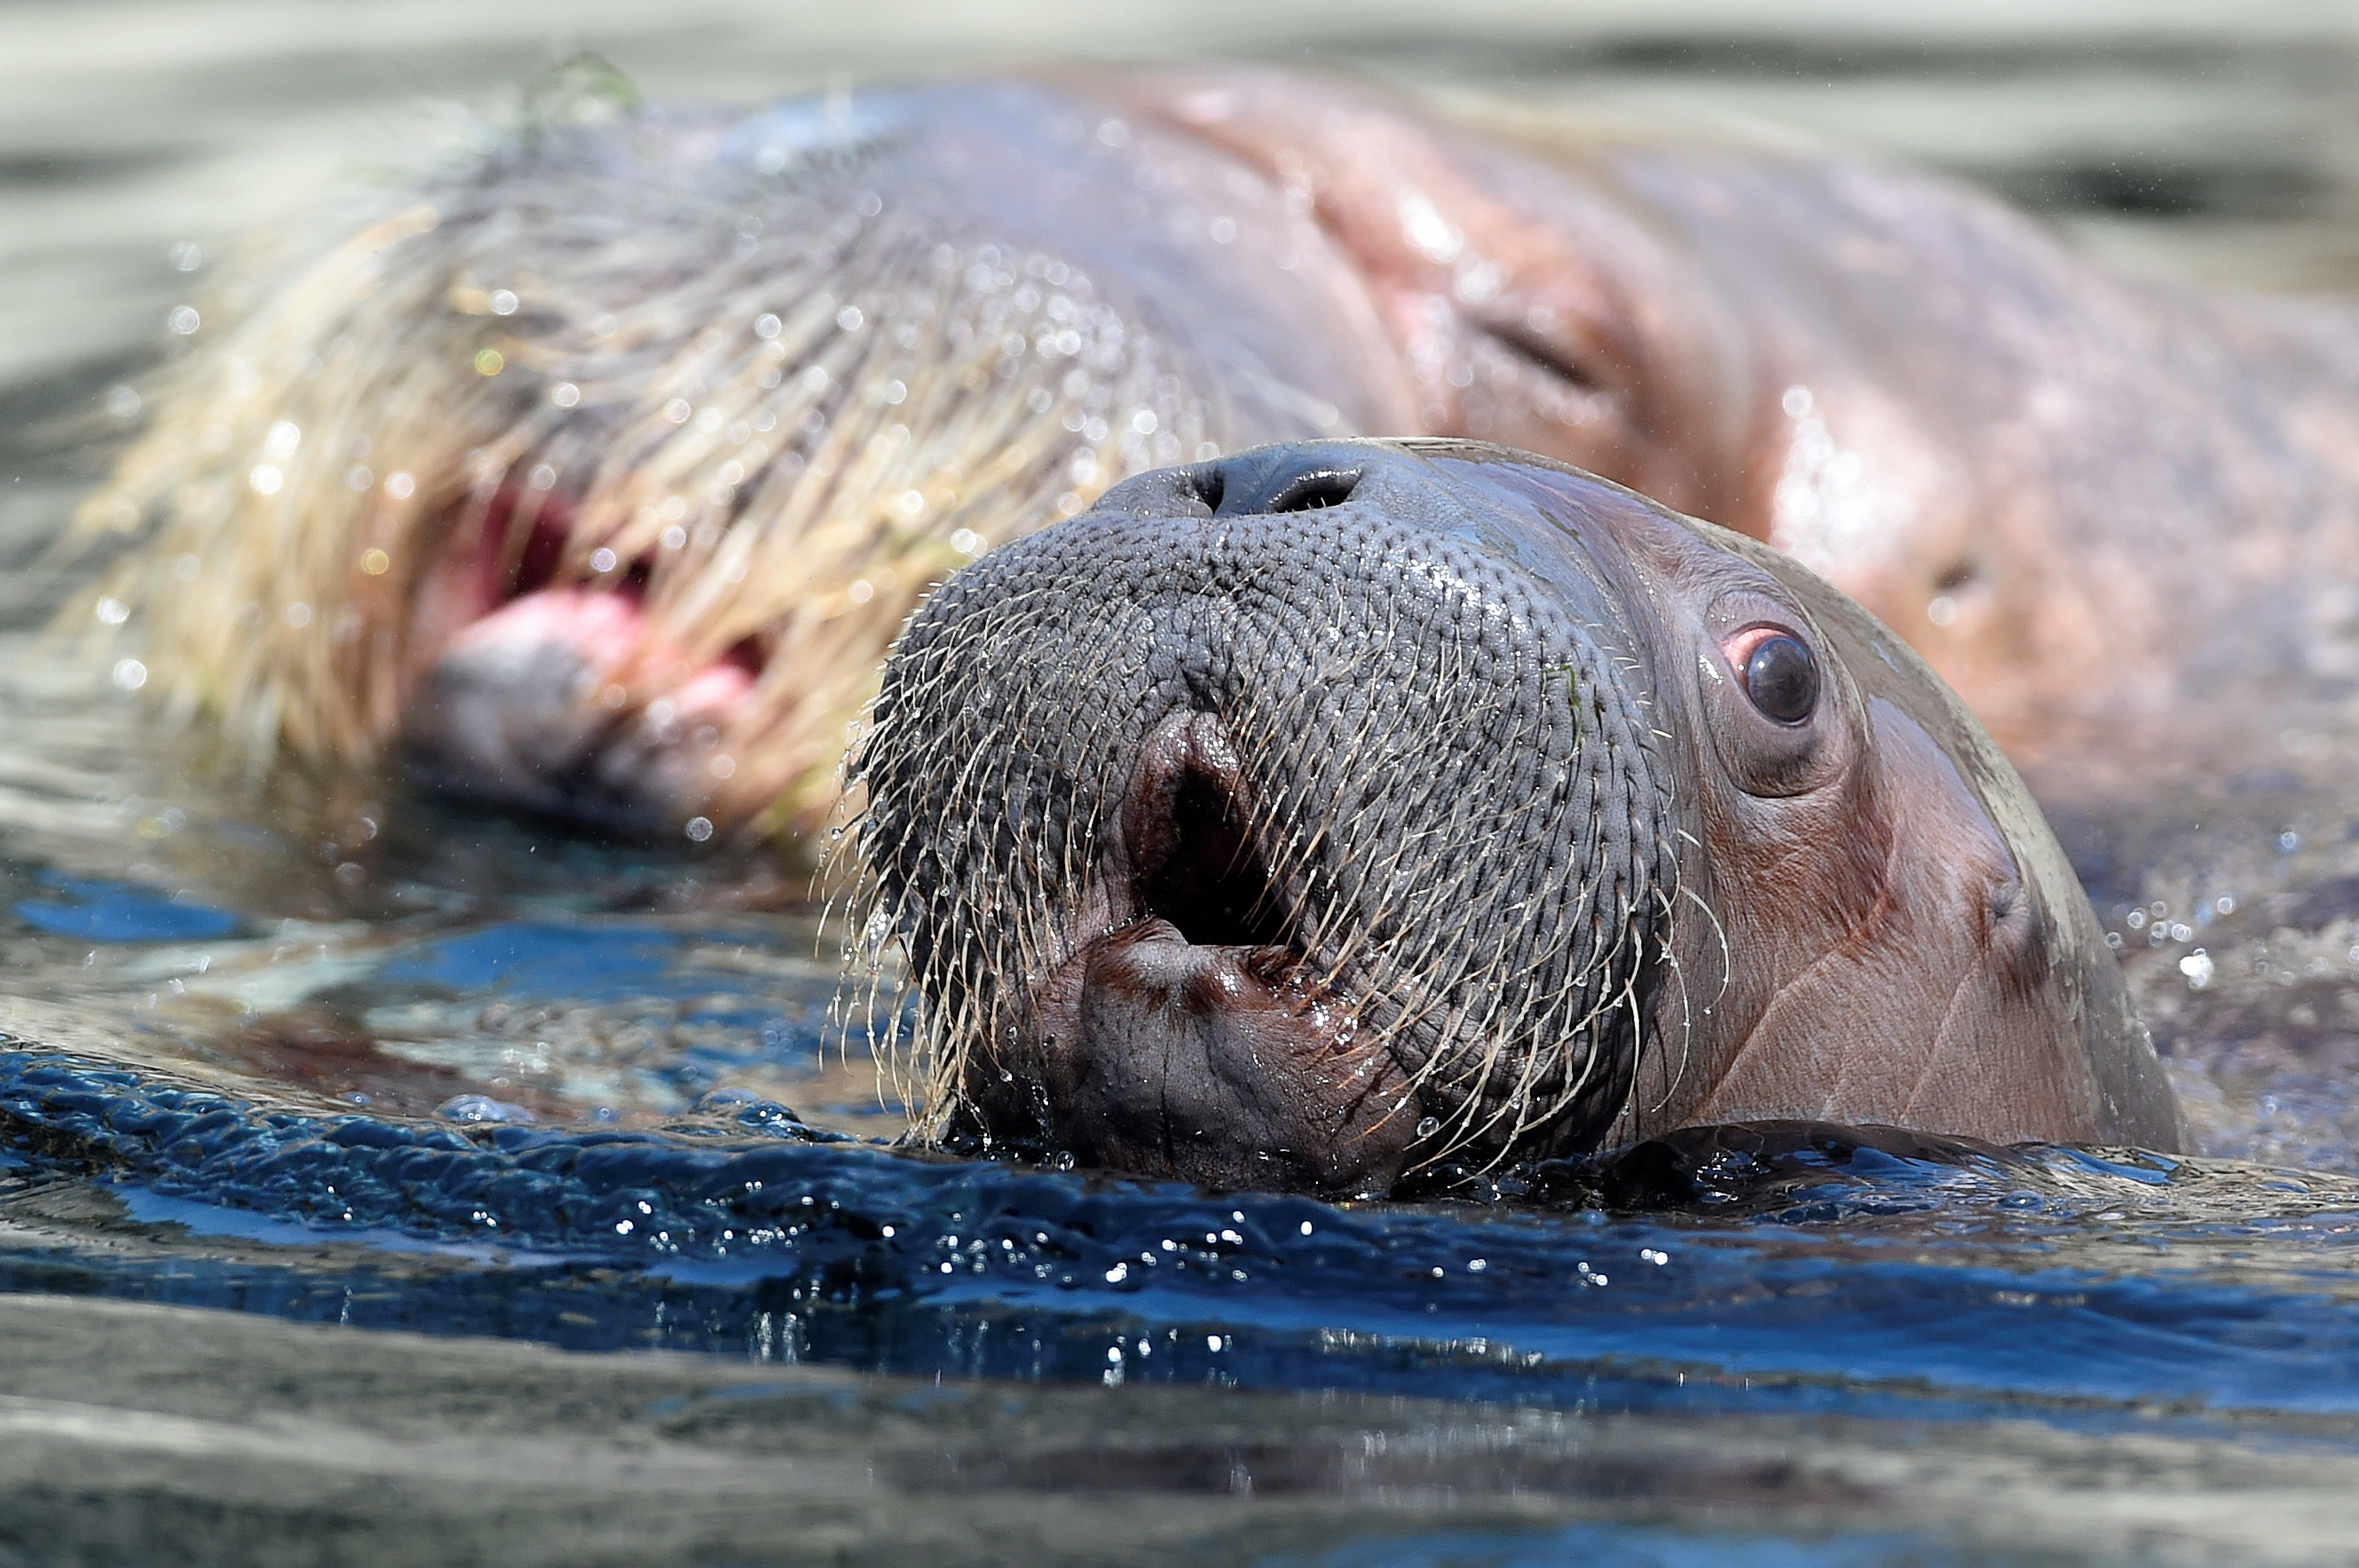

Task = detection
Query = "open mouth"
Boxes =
[395,480,770,835]
[475,480,769,708]
[1014,706,1415,1193]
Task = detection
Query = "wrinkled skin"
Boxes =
[857,440,2183,1195]
[97,64,2359,838]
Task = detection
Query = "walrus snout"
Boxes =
[859,438,1673,1191]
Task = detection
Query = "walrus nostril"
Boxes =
[1217,466,1359,516]
[1121,711,1290,949]
[1186,466,1227,515]
[1192,451,1364,517]
[1258,468,1359,514]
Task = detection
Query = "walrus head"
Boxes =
[80,67,1773,846]
[854,439,2181,1194]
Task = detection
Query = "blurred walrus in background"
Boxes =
[80,60,2359,847]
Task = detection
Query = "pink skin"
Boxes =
[443,591,757,723]
[395,483,764,831]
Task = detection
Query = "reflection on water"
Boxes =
[9,4,2359,1562]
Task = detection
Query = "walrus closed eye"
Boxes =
[854,439,2183,1196]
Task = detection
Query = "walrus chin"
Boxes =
[852,438,2183,1196]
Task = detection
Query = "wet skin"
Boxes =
[856,440,2183,1195]
[98,65,2359,839]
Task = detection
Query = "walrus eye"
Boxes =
[1740,634,1819,724]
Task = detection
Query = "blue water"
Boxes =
[10,1038,2359,1436]
[13,871,241,942]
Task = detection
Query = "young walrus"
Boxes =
[82,64,2359,842]
[854,439,2184,1194]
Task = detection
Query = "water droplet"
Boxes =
[384,472,415,500]
[94,598,128,626]
[684,816,714,843]
[438,1093,533,1123]
[169,240,203,272]
[474,348,505,376]
[248,464,283,495]
[488,288,518,316]
[589,548,618,573]
[167,305,200,335]
[105,386,140,420]
[1415,1116,1441,1139]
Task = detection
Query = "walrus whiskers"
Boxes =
[851,451,1693,1186]
[79,120,1232,840]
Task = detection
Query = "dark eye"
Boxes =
[1742,634,1818,723]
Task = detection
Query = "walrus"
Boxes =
[852,438,2185,1194]
[82,62,2359,844]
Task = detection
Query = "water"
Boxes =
[7,4,2359,1562]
